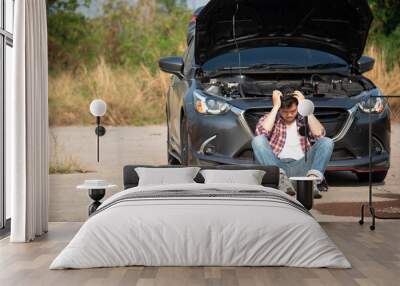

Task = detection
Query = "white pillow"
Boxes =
[200,169,266,185]
[135,167,200,186]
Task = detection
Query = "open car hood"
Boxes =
[195,0,372,67]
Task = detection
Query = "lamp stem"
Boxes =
[368,96,372,204]
[97,116,100,162]
[304,116,308,162]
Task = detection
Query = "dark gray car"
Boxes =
[159,0,390,182]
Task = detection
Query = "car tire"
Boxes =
[356,171,388,183]
[166,106,179,165]
[180,115,190,166]
[168,152,180,165]
[167,126,180,165]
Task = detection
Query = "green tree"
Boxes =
[47,0,100,72]
[47,0,190,72]
[368,0,400,68]
[100,0,190,72]
[369,0,400,35]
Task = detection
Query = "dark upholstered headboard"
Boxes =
[123,165,280,190]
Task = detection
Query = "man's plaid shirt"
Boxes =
[255,113,324,157]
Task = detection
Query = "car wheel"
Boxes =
[166,122,180,165]
[167,130,180,165]
[180,116,189,166]
[168,153,180,165]
[356,171,388,183]
[166,103,180,165]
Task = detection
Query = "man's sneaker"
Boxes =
[286,187,296,196]
[317,178,329,192]
[313,191,323,199]
[312,180,323,199]
[279,169,296,196]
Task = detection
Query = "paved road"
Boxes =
[49,124,400,222]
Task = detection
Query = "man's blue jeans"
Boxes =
[251,135,334,179]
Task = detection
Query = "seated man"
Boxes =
[251,87,333,198]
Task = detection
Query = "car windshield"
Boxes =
[201,47,348,72]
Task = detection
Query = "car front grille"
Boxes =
[243,107,349,138]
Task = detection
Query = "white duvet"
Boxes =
[50,183,351,269]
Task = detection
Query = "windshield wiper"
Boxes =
[220,66,250,70]
[246,63,304,70]
[205,64,304,77]
[305,63,347,69]
[217,64,303,71]
[203,62,348,77]
[245,63,347,71]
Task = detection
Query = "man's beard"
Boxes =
[283,117,296,124]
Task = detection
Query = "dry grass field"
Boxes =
[364,46,400,96]
[48,58,170,126]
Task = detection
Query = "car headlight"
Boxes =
[193,90,230,115]
[358,88,385,113]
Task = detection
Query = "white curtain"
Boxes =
[9,0,49,242]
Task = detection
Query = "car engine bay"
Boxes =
[199,73,374,99]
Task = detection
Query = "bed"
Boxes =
[50,165,350,269]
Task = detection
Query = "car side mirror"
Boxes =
[159,56,184,79]
[358,56,375,73]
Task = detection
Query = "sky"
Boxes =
[77,0,210,17]
[187,0,209,9]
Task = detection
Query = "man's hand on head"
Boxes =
[272,90,283,110]
[260,90,282,133]
[293,90,305,102]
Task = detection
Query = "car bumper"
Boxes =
[192,151,390,172]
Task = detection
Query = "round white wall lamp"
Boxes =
[298,99,315,117]
[89,99,107,162]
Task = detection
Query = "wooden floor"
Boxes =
[0,221,399,286]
